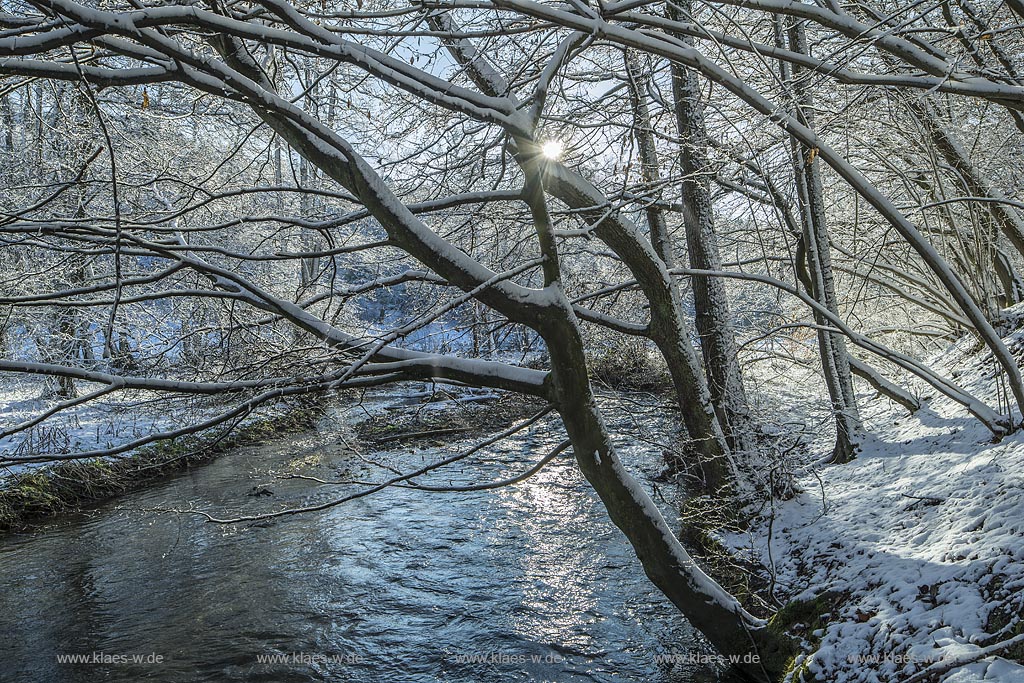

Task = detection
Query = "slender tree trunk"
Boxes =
[905,97,1024,307]
[33,82,43,177]
[848,357,921,414]
[780,18,860,463]
[298,155,320,287]
[623,51,674,266]
[546,166,735,488]
[1,96,13,153]
[994,248,1024,309]
[622,51,699,466]
[299,64,320,288]
[666,1,754,454]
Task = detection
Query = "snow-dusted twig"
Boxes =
[904,633,1024,683]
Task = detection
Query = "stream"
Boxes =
[0,393,738,682]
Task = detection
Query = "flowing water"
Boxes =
[0,396,737,682]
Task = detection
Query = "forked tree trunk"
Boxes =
[205,33,793,677]
[544,165,735,489]
[429,14,737,491]
[524,153,795,681]
[543,306,796,682]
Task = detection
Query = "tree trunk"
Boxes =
[905,96,1024,307]
[666,1,755,454]
[622,50,699,467]
[299,64,320,288]
[1,96,13,153]
[781,18,860,463]
[543,305,796,682]
[298,154,320,287]
[526,154,795,680]
[623,51,674,266]
[202,33,791,674]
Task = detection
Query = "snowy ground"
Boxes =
[730,318,1024,682]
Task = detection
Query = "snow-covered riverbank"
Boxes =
[0,384,309,476]
[730,320,1024,681]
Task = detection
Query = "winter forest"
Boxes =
[1,0,1024,681]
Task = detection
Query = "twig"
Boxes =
[162,404,554,523]
[904,632,1024,683]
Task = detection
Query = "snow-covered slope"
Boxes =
[731,311,1024,682]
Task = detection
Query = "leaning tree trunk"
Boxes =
[544,305,797,682]
[207,30,795,672]
[429,14,737,491]
[522,152,796,682]
[666,1,755,455]
[780,18,860,463]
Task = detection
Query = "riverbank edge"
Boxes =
[0,395,328,534]
[676,494,823,679]
[0,390,552,535]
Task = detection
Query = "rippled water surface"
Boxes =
[0,398,735,682]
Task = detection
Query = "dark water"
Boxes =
[0,399,733,682]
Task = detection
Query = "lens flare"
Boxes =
[541,140,564,160]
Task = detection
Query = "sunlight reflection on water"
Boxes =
[0,400,736,683]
